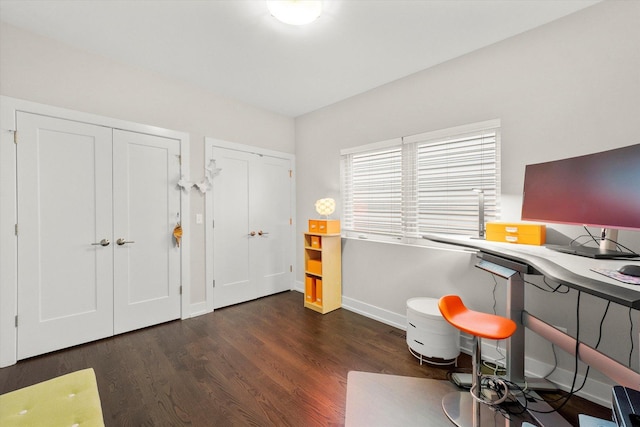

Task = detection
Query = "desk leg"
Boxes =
[506,274,572,427]
[506,273,525,384]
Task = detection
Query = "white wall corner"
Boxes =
[188,301,209,318]
[0,98,18,367]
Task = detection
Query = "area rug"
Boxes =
[345,371,457,427]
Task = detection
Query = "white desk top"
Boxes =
[423,234,640,308]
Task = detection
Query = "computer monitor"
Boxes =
[521,144,640,259]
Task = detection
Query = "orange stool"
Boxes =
[438,295,517,427]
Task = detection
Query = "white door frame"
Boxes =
[204,137,296,313]
[0,96,191,367]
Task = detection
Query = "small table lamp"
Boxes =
[315,198,336,218]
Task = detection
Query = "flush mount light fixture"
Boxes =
[266,0,323,26]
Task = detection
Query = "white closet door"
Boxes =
[211,146,293,309]
[211,148,254,308]
[112,129,181,334]
[251,155,293,298]
[16,112,114,359]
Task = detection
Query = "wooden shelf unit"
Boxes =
[303,232,342,314]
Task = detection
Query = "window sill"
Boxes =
[340,233,476,254]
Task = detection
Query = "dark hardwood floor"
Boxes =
[0,291,611,426]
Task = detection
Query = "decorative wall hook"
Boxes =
[176,159,222,194]
[177,176,193,193]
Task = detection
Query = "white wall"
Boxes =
[0,22,295,309]
[295,0,640,405]
[2,0,640,405]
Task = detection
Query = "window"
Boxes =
[341,120,500,242]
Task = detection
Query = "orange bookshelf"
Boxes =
[303,232,341,314]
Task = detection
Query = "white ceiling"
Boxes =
[0,0,600,117]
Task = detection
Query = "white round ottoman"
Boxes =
[406,297,460,366]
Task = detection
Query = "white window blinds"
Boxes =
[341,139,403,237]
[413,130,500,236]
[341,120,500,240]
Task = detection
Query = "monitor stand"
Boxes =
[546,244,639,259]
[600,228,619,252]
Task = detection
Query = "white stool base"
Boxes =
[408,346,458,366]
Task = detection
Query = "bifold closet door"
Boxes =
[211,146,292,309]
[16,113,182,360]
[112,129,181,334]
[211,148,253,308]
[250,154,293,299]
[16,112,114,359]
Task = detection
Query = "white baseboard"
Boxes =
[295,284,614,408]
[459,335,612,407]
[525,356,613,408]
[341,296,407,330]
[187,301,210,318]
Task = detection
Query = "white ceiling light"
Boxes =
[266,1,323,26]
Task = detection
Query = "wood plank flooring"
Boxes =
[0,291,611,426]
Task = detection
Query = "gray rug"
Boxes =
[345,372,539,426]
[345,371,457,427]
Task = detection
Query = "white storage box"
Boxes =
[406,297,460,365]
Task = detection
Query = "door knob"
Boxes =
[258,230,269,236]
[91,239,110,246]
[116,238,135,246]
[248,231,256,237]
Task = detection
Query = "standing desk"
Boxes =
[423,234,640,426]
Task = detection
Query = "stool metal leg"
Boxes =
[472,336,481,426]
[442,335,510,427]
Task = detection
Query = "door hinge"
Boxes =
[13,130,18,144]
[212,220,215,228]
[290,265,293,273]
[212,279,216,288]
[179,285,183,295]
[289,218,292,225]
[15,224,18,236]
[289,169,292,178]
[15,315,18,327]
[176,154,182,165]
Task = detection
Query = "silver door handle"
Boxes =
[116,238,135,246]
[91,239,110,246]
[258,230,269,236]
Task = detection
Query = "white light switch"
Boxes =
[196,214,203,224]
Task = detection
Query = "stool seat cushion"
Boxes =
[0,368,105,427]
[438,295,516,340]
